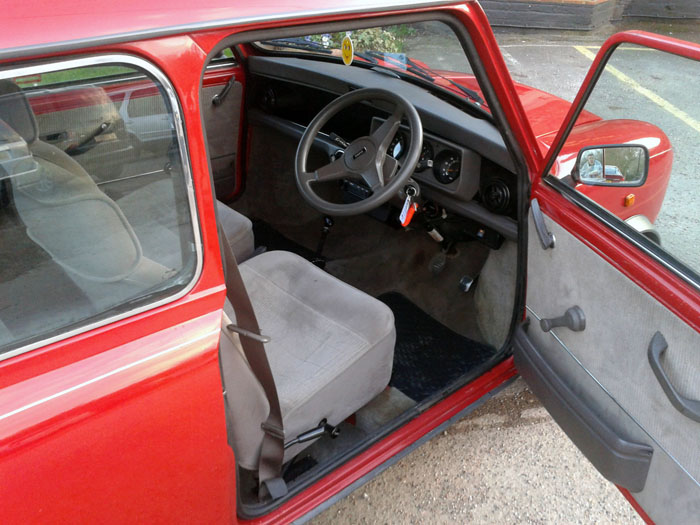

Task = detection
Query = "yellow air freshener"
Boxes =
[341,35,354,66]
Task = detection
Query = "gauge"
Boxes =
[433,151,461,184]
[416,142,434,172]
[389,132,406,159]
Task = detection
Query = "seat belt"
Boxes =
[217,224,288,501]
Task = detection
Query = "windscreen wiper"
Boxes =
[260,37,378,64]
[259,38,334,54]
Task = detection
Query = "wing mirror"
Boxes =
[573,145,649,187]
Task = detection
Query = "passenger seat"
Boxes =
[217,200,255,263]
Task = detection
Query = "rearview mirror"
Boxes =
[574,145,649,187]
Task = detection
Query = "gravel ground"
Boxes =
[311,379,643,524]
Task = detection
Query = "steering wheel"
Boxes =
[295,87,422,216]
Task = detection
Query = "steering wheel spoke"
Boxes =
[360,164,383,191]
[361,154,399,192]
[299,157,350,185]
[371,107,404,155]
[315,157,351,182]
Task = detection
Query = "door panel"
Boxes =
[202,77,243,199]
[519,207,700,524]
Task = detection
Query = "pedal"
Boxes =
[459,275,475,293]
[429,252,447,276]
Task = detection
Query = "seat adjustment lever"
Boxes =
[284,419,340,449]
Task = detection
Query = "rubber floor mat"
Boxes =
[379,292,497,403]
[252,220,316,260]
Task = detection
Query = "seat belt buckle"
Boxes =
[226,323,271,343]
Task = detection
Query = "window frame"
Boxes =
[0,53,203,362]
[538,38,700,292]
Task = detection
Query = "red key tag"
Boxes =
[399,194,418,227]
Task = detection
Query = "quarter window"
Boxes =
[0,60,197,355]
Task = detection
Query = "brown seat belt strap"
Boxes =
[218,224,287,501]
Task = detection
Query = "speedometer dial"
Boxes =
[389,132,407,159]
[433,151,461,184]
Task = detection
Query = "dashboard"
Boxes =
[247,56,519,241]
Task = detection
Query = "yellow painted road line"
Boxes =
[574,45,700,135]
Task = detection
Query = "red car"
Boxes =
[0,2,697,524]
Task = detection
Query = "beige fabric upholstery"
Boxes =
[220,250,396,470]
[217,200,254,263]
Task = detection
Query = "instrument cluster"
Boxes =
[388,130,462,186]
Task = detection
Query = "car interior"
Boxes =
[0,16,524,516]
[206,19,524,512]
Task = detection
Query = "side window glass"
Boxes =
[555,45,699,274]
[0,61,197,355]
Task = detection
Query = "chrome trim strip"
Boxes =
[525,305,700,487]
[544,175,700,293]
[0,54,204,363]
[0,0,459,61]
[0,328,219,422]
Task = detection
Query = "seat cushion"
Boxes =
[223,250,395,468]
[217,200,255,263]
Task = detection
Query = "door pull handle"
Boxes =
[648,331,700,423]
[540,306,586,333]
[212,75,236,106]
[531,198,555,250]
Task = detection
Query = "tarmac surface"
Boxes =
[311,19,700,524]
[310,379,643,524]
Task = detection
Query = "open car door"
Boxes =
[514,32,700,524]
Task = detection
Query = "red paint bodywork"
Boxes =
[0,2,695,524]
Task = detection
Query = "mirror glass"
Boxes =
[577,145,648,186]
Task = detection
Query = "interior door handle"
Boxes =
[531,198,555,250]
[648,331,700,423]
